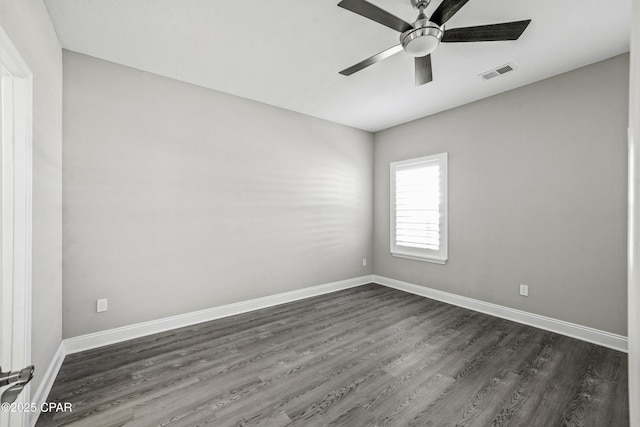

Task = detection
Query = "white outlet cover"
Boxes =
[97,298,108,312]
[519,285,529,297]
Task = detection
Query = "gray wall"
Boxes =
[373,54,629,336]
[63,50,628,339]
[0,0,63,393]
[62,51,373,338]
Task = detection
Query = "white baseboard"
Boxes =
[30,272,627,427]
[373,275,628,352]
[30,275,373,426]
[30,342,65,427]
[64,275,374,355]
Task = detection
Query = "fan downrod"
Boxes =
[410,0,431,12]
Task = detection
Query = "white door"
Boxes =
[0,25,34,427]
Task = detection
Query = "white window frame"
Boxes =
[390,153,448,264]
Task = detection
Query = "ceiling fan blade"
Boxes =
[339,44,404,76]
[442,20,531,42]
[430,0,470,26]
[415,55,433,86]
[338,0,412,33]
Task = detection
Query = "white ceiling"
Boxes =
[44,0,631,132]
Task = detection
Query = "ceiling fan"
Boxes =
[338,0,531,86]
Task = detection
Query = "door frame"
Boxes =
[0,23,33,427]
[629,0,640,423]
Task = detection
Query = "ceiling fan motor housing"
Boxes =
[400,18,443,57]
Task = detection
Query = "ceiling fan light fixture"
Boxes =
[400,24,443,57]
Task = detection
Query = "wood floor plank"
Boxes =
[371,373,456,426]
[452,370,521,426]
[36,284,629,427]
[326,406,376,426]
[488,337,561,426]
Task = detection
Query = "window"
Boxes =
[390,153,448,264]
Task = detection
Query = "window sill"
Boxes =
[391,252,447,264]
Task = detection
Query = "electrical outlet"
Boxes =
[519,284,529,297]
[96,298,108,312]
[362,258,367,266]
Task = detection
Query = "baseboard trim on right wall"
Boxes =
[373,275,628,353]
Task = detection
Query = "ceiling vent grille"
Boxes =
[480,63,517,80]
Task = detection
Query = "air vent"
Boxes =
[480,63,517,80]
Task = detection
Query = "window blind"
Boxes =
[394,160,441,250]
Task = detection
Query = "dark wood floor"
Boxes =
[36,284,628,426]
